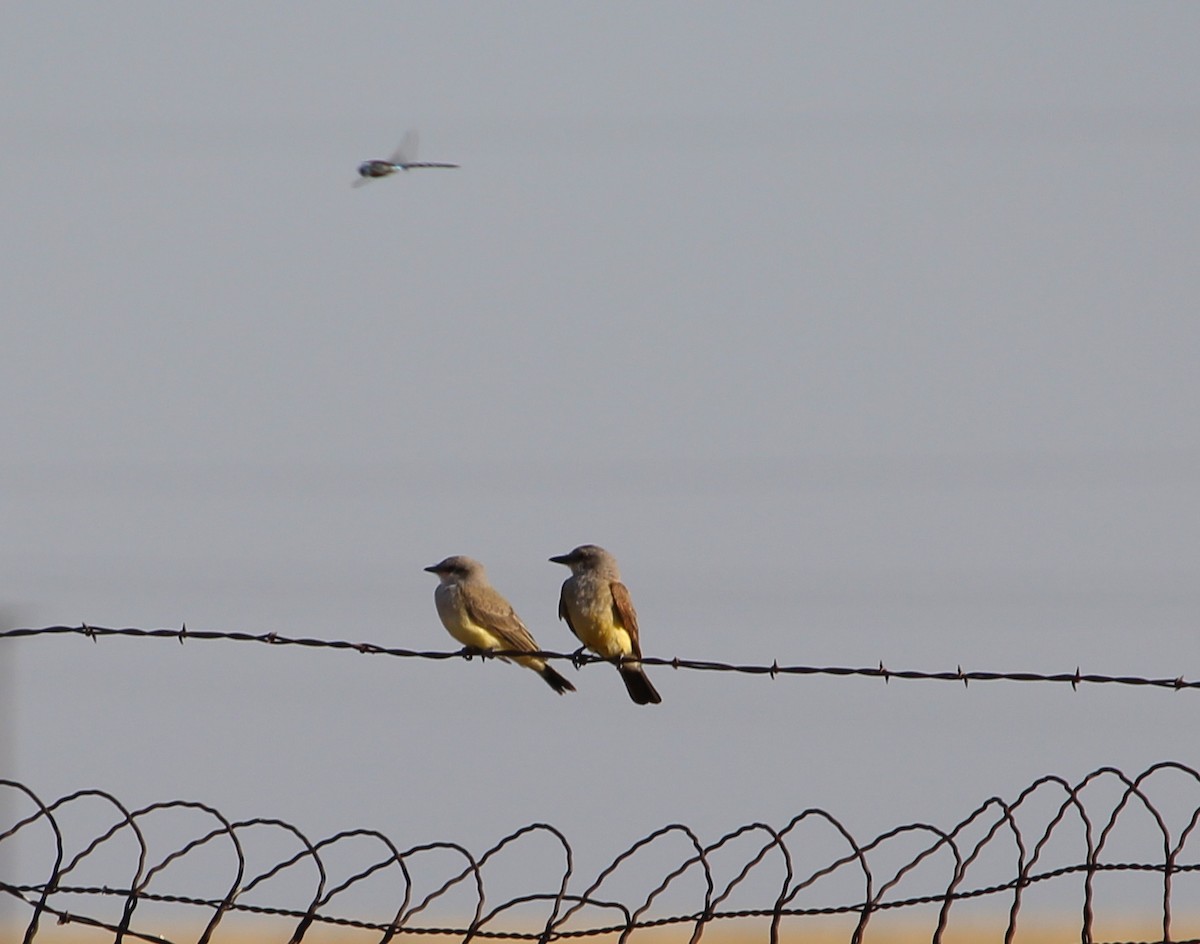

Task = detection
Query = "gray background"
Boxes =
[2,1,1198,927]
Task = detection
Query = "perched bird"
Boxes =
[424,556,575,695]
[354,130,459,187]
[550,545,661,705]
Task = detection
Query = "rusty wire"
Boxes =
[1,624,1197,693]
[3,764,1200,943]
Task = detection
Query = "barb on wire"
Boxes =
[2,764,1200,943]
[2,624,1197,693]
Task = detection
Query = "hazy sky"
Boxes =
[3,2,1199,932]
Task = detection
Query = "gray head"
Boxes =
[423,555,486,585]
[548,544,620,578]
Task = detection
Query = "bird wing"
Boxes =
[610,581,643,657]
[558,586,582,642]
[464,585,539,653]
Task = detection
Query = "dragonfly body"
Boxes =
[354,131,459,186]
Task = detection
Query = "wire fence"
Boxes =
[4,627,1199,942]
[3,764,1200,944]
[2,623,1198,693]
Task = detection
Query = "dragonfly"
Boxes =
[353,130,459,186]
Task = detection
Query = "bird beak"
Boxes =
[423,565,440,574]
[548,554,571,565]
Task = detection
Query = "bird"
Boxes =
[424,556,575,695]
[353,130,459,187]
[549,545,661,705]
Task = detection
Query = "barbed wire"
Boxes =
[3,763,1200,943]
[2,623,1198,693]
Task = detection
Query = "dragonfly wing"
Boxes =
[389,129,419,166]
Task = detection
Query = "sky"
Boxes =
[2,2,1199,935]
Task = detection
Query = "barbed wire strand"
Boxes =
[4,764,1200,943]
[2,624,1197,693]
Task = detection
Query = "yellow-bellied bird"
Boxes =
[425,556,575,695]
[550,545,661,705]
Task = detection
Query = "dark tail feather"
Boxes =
[540,665,577,695]
[619,665,662,705]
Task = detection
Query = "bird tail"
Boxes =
[619,665,662,705]
[540,664,577,695]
